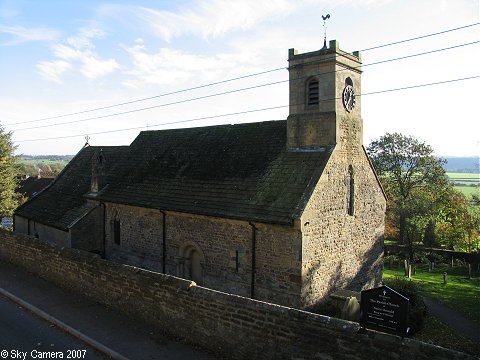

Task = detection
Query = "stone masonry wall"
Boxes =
[71,204,104,254]
[14,215,71,248]
[105,204,164,272]
[0,230,473,360]
[104,203,302,307]
[300,115,385,308]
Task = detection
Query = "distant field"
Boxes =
[19,159,70,165]
[17,157,71,177]
[455,186,480,197]
[446,172,479,199]
[446,172,479,179]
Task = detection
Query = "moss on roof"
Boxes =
[16,121,332,227]
[15,146,129,230]
[97,121,332,225]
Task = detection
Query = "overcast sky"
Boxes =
[0,0,478,156]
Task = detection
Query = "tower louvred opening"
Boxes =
[307,78,319,105]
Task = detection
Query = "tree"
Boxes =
[436,188,480,252]
[0,124,19,219]
[367,133,449,260]
[423,219,437,247]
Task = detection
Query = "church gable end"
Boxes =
[288,41,385,308]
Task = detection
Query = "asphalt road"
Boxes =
[0,294,107,359]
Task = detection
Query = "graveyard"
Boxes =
[383,257,480,356]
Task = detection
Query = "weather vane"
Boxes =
[321,14,330,50]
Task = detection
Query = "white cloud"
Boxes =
[38,26,119,82]
[101,0,294,42]
[123,45,249,88]
[66,27,106,50]
[0,25,59,45]
[53,44,83,60]
[36,60,72,83]
[81,55,120,79]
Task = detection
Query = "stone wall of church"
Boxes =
[14,215,71,248]
[105,204,164,272]
[300,116,386,309]
[104,203,302,308]
[71,204,104,254]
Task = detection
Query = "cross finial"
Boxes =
[84,135,91,147]
[321,14,331,50]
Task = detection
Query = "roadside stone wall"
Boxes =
[104,203,302,307]
[0,230,472,360]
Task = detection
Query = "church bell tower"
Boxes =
[287,40,363,152]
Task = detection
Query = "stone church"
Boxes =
[14,40,386,309]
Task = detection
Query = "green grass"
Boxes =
[383,263,480,324]
[446,172,480,198]
[383,263,480,356]
[454,186,480,198]
[383,239,397,245]
[446,172,480,180]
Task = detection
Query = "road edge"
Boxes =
[0,287,130,360]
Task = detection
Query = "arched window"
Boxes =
[112,211,121,245]
[307,77,319,106]
[347,165,355,216]
[180,242,205,285]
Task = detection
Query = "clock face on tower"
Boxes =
[342,84,356,112]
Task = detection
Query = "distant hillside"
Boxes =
[443,157,479,173]
[18,155,74,177]
[20,155,74,162]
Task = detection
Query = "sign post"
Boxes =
[360,285,409,336]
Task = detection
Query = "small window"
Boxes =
[235,250,239,273]
[347,165,355,216]
[113,219,121,245]
[307,78,319,105]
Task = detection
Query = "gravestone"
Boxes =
[360,285,409,336]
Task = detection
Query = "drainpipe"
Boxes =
[160,210,167,274]
[249,222,257,299]
[101,203,106,259]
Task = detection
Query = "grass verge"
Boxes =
[383,263,480,356]
[383,263,480,323]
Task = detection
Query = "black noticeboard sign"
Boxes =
[360,285,409,336]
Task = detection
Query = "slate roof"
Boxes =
[16,121,333,228]
[97,121,332,225]
[15,146,129,230]
[18,176,55,199]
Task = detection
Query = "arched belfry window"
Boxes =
[179,242,205,286]
[307,77,319,106]
[347,165,355,216]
